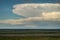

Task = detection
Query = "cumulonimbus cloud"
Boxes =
[0,3,60,25]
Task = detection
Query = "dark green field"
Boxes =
[0,36,60,40]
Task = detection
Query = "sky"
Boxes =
[0,0,60,29]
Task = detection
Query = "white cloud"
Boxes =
[42,12,60,20]
[13,3,60,17]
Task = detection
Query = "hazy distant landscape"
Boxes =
[0,29,60,34]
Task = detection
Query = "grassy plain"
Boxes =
[0,36,60,40]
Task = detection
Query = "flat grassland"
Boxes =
[0,36,60,40]
[0,29,60,40]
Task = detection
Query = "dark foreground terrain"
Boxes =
[0,29,60,40]
[0,36,60,40]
